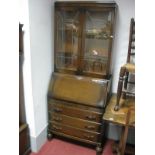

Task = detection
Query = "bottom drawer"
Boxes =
[49,122,101,142]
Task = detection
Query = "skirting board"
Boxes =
[30,125,48,152]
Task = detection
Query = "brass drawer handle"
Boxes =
[54,107,63,113]
[109,35,113,39]
[86,115,96,120]
[53,125,62,130]
[53,116,62,122]
[83,134,94,139]
[85,125,95,130]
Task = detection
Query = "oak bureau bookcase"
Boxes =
[47,1,117,155]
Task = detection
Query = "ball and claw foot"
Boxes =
[47,133,53,140]
[96,145,102,155]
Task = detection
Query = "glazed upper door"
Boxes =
[55,8,81,73]
[54,2,116,78]
[82,9,114,77]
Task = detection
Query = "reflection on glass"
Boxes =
[83,11,112,74]
[56,11,80,70]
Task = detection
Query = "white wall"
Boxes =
[28,0,53,136]
[19,0,36,140]
[28,0,55,151]
[20,0,54,152]
[111,0,135,92]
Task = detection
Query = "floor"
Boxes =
[30,138,114,155]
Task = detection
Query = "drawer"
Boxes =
[49,122,100,142]
[49,112,101,132]
[48,101,102,122]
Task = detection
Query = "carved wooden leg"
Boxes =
[118,126,129,155]
[122,71,129,99]
[112,142,119,153]
[114,67,126,111]
[96,144,102,155]
[124,71,129,90]
[47,132,53,140]
[122,92,126,100]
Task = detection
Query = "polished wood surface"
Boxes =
[114,66,127,111]
[47,72,108,153]
[103,95,135,126]
[51,131,99,145]
[48,73,110,108]
[103,94,135,155]
[48,98,104,146]
[49,122,101,143]
[48,100,102,122]
[123,63,135,73]
[49,112,101,132]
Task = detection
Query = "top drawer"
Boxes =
[48,99,103,122]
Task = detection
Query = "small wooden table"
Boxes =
[103,94,135,155]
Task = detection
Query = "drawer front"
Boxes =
[48,102,102,122]
[49,112,101,132]
[49,122,100,142]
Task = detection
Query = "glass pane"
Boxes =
[56,10,80,71]
[83,11,112,75]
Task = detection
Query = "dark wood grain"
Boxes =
[47,72,109,153]
[48,73,110,108]
[114,66,126,111]
[49,122,101,143]
[127,18,135,63]
[19,124,31,155]
[49,112,101,132]
[48,100,103,122]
